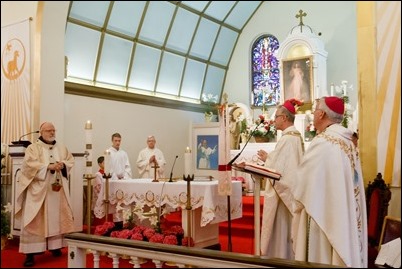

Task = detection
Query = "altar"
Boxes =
[93,178,242,248]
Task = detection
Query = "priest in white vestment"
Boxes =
[258,100,304,259]
[107,132,132,180]
[292,97,367,267]
[136,135,166,179]
[15,122,76,267]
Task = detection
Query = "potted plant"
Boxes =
[201,93,219,122]
[1,203,12,250]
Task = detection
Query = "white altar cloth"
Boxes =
[93,178,242,227]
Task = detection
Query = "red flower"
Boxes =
[163,235,178,245]
[118,229,133,239]
[110,230,120,238]
[130,232,144,241]
[132,225,146,234]
[143,228,156,239]
[149,233,164,243]
[94,221,115,236]
[94,225,108,236]
[170,225,184,236]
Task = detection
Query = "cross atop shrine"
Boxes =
[296,9,307,26]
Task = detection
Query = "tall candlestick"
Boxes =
[184,147,192,176]
[84,120,93,175]
[104,150,111,175]
[330,84,334,96]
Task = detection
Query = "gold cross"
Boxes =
[296,9,307,26]
[152,163,160,182]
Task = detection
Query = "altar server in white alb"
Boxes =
[257,99,304,259]
[107,133,132,180]
[292,96,367,267]
[15,122,76,267]
[136,135,166,179]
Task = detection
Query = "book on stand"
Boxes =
[233,162,281,181]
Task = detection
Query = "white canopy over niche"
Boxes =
[277,13,328,107]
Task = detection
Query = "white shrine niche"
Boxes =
[277,11,328,107]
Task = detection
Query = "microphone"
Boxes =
[19,130,39,141]
[11,130,39,148]
[227,118,265,166]
[169,155,179,182]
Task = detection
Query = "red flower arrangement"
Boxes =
[94,221,115,236]
[94,223,193,247]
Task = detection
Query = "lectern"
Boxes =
[232,164,281,255]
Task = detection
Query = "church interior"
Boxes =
[1,1,400,268]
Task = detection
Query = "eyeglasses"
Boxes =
[274,114,285,119]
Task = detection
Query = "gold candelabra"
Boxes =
[102,173,112,222]
[183,174,194,247]
[83,173,95,234]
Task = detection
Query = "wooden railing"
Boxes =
[65,233,345,268]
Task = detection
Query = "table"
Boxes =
[93,178,242,248]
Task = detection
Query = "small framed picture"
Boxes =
[281,56,314,108]
[191,122,220,178]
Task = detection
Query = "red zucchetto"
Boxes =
[283,98,304,114]
[324,96,345,115]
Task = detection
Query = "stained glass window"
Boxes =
[251,35,280,107]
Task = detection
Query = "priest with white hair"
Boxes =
[136,135,166,179]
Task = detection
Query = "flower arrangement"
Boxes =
[201,93,219,117]
[239,114,276,142]
[305,122,316,141]
[94,222,194,247]
[250,115,276,140]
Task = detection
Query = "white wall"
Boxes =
[64,94,203,178]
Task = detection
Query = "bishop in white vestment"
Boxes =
[258,100,304,259]
[292,97,367,267]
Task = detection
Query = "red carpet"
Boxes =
[1,196,262,268]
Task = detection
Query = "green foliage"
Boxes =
[1,209,10,237]
[340,96,350,128]
[240,119,248,134]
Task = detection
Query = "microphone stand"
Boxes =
[169,155,178,182]
[12,130,40,147]
[227,121,264,166]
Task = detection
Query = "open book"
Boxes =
[233,162,281,181]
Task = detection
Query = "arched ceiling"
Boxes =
[65,1,263,109]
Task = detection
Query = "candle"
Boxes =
[85,120,92,144]
[330,84,334,96]
[104,150,111,175]
[184,147,192,176]
[85,120,92,129]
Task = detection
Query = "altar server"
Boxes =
[107,132,132,180]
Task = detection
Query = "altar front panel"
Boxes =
[94,179,242,226]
